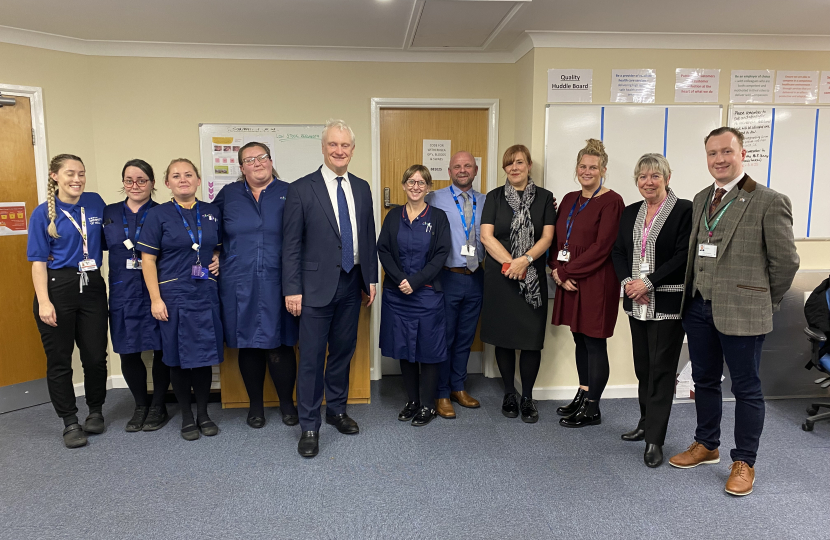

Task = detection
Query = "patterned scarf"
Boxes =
[504,177,542,308]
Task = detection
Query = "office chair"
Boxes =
[802,283,830,432]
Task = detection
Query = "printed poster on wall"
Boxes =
[820,72,830,104]
[729,107,773,182]
[610,69,656,103]
[730,70,775,103]
[674,69,720,102]
[0,202,27,236]
[547,69,592,103]
[423,140,451,181]
[774,71,819,104]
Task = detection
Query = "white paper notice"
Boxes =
[774,71,819,104]
[729,108,773,181]
[423,140,451,181]
[0,202,27,236]
[611,69,656,103]
[730,70,775,103]
[547,69,592,103]
[675,68,720,103]
[820,72,830,104]
[473,157,482,193]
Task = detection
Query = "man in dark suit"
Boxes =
[283,119,378,458]
[669,127,799,496]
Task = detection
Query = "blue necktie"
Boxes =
[336,176,354,272]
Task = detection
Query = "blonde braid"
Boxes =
[47,178,60,239]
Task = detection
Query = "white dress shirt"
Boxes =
[321,164,359,264]
[711,172,745,202]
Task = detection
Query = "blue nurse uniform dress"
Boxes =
[136,200,223,368]
[213,179,298,349]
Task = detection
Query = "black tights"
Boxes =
[119,351,169,408]
[238,346,298,418]
[572,332,609,401]
[169,366,213,426]
[494,347,541,399]
[399,360,440,406]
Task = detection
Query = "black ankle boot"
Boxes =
[644,443,664,468]
[559,399,601,428]
[556,388,586,417]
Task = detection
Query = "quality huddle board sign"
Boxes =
[547,69,593,103]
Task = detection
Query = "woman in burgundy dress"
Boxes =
[549,139,624,428]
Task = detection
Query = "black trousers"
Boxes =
[33,268,109,425]
[629,317,685,446]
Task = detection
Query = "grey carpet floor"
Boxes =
[1,375,828,540]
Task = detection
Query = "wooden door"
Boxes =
[0,96,47,399]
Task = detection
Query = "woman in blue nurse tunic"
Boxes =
[213,142,299,429]
[138,158,223,441]
[102,159,168,433]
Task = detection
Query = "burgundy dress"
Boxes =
[549,189,624,339]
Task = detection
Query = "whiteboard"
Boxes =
[198,123,325,202]
[728,105,830,239]
[544,105,723,207]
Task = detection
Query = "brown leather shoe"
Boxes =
[450,390,480,408]
[725,461,755,496]
[434,398,456,419]
[668,441,720,468]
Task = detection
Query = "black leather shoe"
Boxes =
[556,388,586,417]
[559,400,601,428]
[298,431,319,458]
[398,401,420,421]
[644,443,664,468]
[247,416,266,429]
[520,397,539,423]
[62,423,88,449]
[282,413,299,426]
[142,406,170,431]
[325,413,359,434]
[181,423,200,441]
[621,427,645,442]
[83,412,105,434]
[125,406,148,432]
[198,419,219,436]
[502,393,519,418]
[411,407,436,427]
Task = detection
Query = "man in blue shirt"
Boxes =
[425,151,486,418]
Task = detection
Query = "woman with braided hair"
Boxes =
[27,154,109,449]
[480,145,555,423]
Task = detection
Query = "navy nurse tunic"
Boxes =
[213,180,298,349]
[379,205,447,364]
[136,200,223,369]
[102,199,162,354]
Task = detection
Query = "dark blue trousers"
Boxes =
[683,295,766,466]
[436,268,483,399]
[297,267,362,432]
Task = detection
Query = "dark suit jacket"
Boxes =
[282,167,378,308]
[377,204,451,292]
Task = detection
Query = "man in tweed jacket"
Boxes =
[668,127,799,496]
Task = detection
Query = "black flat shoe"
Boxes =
[298,431,319,458]
[556,388,586,417]
[398,401,420,421]
[411,407,436,427]
[181,423,200,441]
[199,419,219,436]
[62,423,87,449]
[83,412,105,434]
[282,413,299,426]
[621,427,645,442]
[520,397,539,423]
[325,413,359,434]
[501,393,519,418]
[125,406,148,432]
[559,400,601,428]
[142,406,170,431]
[247,416,266,429]
[644,443,664,468]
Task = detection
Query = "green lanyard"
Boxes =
[702,199,735,241]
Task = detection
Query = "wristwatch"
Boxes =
[525,254,533,263]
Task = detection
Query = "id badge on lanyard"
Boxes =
[123,202,149,270]
[173,200,208,280]
[61,207,98,272]
[449,186,476,257]
[699,198,734,259]
[560,183,602,263]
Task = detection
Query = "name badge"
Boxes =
[126,258,142,270]
[79,259,98,272]
[192,243,200,252]
[557,249,570,262]
[123,239,134,250]
[191,265,209,280]
[698,244,718,258]
[639,262,650,274]
[460,245,475,257]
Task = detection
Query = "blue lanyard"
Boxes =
[122,200,149,244]
[172,200,202,261]
[564,181,602,250]
[449,185,476,243]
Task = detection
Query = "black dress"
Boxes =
[480,185,556,350]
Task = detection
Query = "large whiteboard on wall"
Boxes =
[544,105,723,207]
[198,123,325,202]
[728,105,830,239]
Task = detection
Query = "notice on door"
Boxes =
[0,202,27,236]
[423,139,451,181]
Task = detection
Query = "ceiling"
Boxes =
[2,0,830,61]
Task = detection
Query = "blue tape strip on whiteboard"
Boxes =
[663,108,669,157]
[767,108,776,188]
[600,107,605,141]
[807,108,819,238]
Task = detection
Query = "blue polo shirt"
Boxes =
[425,186,485,268]
[27,192,106,269]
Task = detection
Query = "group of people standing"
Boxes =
[27,120,798,496]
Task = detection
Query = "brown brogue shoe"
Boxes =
[434,398,456,419]
[725,461,755,496]
[668,441,720,469]
[450,390,480,408]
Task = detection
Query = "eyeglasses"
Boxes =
[241,154,271,165]
[405,179,427,188]
[123,179,150,187]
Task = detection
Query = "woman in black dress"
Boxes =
[480,145,555,422]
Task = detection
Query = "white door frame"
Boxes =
[369,97,499,380]
[0,84,49,202]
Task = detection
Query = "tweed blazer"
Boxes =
[680,174,799,336]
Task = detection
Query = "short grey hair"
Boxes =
[322,118,355,146]
[633,153,672,184]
